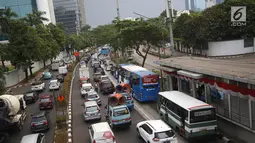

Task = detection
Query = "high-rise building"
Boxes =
[53,0,81,34]
[185,0,205,11]
[0,0,55,24]
[0,0,55,41]
[78,0,86,28]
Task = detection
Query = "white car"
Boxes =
[31,81,45,91]
[49,79,60,90]
[136,120,176,143]
[20,133,46,143]
[88,122,116,143]
[80,83,94,97]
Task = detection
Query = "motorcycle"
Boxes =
[94,83,99,92]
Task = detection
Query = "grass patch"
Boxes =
[56,115,67,128]
[55,127,68,143]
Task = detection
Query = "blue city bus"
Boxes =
[117,64,160,102]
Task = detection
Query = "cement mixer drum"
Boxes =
[108,93,126,106]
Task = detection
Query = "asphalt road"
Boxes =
[9,70,60,143]
[72,64,146,143]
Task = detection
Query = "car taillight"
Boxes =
[125,117,131,121]
[112,120,118,122]
[98,107,100,112]
[153,138,159,142]
[93,140,96,143]
[84,111,86,114]
[44,121,48,124]
[31,123,36,127]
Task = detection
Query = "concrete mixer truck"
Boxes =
[0,94,27,134]
[104,93,131,129]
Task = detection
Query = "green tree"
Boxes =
[160,9,178,18]
[0,8,18,34]
[23,9,48,26]
[36,24,59,67]
[47,23,66,51]
[0,67,6,94]
[8,20,42,79]
[116,19,168,66]
[0,43,10,68]
[173,0,255,49]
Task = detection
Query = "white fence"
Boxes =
[4,51,68,87]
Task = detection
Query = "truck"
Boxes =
[0,95,27,137]
[58,66,68,75]
[79,67,89,80]
[104,91,131,128]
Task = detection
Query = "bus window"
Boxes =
[143,85,158,89]
[190,108,216,123]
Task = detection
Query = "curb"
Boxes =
[67,63,79,143]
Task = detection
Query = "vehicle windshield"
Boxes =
[40,98,50,102]
[103,82,112,88]
[113,107,129,117]
[25,92,34,96]
[155,130,175,139]
[190,108,216,123]
[31,116,46,123]
[86,106,98,112]
[88,94,98,98]
[50,82,57,85]
[101,77,109,80]
[83,86,92,91]
[32,81,42,85]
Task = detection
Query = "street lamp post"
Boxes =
[166,0,175,56]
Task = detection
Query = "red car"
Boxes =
[39,95,53,110]
[80,78,89,87]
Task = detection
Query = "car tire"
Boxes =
[136,128,141,138]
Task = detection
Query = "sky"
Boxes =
[84,0,185,28]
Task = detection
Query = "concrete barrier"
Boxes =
[4,51,68,87]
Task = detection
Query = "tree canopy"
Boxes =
[173,0,255,48]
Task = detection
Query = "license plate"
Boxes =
[163,141,170,143]
[90,114,95,116]
[122,119,126,122]
[200,129,207,132]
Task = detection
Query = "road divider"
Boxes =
[67,62,79,143]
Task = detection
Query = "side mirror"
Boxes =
[104,105,107,109]
[81,104,84,106]
[88,126,91,129]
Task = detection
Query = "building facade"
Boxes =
[78,0,86,28]
[53,0,81,34]
[185,0,205,11]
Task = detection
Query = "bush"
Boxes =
[55,128,67,143]
[56,115,66,128]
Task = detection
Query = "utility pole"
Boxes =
[166,0,175,56]
[116,0,120,20]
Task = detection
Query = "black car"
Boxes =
[56,75,64,83]
[93,72,102,82]
[95,67,105,75]
[0,133,9,143]
[99,81,115,94]
[24,91,38,104]
[30,111,50,133]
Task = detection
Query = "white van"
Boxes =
[88,122,116,143]
[58,66,67,75]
